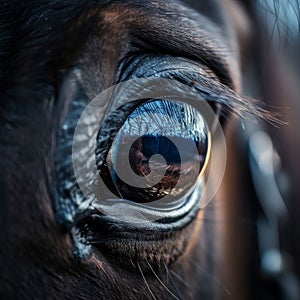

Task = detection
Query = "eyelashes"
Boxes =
[117,54,278,124]
[117,53,276,125]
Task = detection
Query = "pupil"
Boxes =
[129,135,181,176]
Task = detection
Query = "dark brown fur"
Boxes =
[1,1,296,299]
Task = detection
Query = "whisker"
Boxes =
[163,263,185,299]
[136,261,157,300]
[145,258,179,300]
[175,247,231,296]
[168,268,191,289]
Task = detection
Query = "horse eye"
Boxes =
[99,99,210,211]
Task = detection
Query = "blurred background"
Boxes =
[221,0,300,299]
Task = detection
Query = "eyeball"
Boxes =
[104,99,210,210]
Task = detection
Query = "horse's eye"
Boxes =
[100,99,210,211]
[57,75,227,231]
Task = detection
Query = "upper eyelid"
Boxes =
[113,53,270,123]
[62,5,273,124]
[72,49,273,126]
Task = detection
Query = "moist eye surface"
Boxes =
[103,99,210,209]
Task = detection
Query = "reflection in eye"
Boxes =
[104,100,210,208]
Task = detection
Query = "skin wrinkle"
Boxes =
[100,1,240,89]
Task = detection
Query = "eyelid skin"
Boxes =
[102,0,239,88]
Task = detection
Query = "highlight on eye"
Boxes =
[105,99,210,208]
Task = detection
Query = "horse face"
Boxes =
[1,1,292,299]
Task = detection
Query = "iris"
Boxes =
[105,100,210,207]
